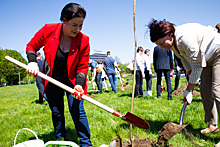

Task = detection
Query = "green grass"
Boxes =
[0,77,219,146]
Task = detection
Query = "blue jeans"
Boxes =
[95,72,102,94]
[46,76,92,147]
[36,78,47,103]
[156,69,172,99]
[114,74,118,89]
[107,73,117,93]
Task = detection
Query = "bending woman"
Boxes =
[148,19,220,145]
[26,3,92,146]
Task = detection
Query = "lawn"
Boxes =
[0,76,219,146]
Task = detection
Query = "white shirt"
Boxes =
[171,23,220,84]
[136,53,144,72]
[143,54,151,72]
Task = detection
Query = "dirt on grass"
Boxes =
[114,122,189,147]
[114,84,197,147]
[172,85,200,97]
[124,84,132,88]
[87,94,96,98]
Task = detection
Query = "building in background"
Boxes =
[90,50,106,62]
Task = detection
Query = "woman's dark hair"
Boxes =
[60,3,86,22]
[148,19,175,42]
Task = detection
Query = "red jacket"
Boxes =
[26,23,90,94]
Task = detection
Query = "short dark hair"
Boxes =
[148,19,175,42]
[137,46,144,52]
[37,52,41,57]
[216,23,220,33]
[107,51,110,55]
[60,3,86,22]
[144,49,150,54]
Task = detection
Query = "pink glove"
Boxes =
[72,85,84,100]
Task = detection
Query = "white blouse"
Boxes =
[171,23,220,84]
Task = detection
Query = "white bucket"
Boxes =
[143,91,152,96]
[13,128,44,147]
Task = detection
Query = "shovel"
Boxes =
[156,100,189,146]
[5,56,150,130]
[179,101,188,125]
[118,74,125,92]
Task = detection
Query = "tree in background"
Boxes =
[0,48,28,85]
[115,56,121,64]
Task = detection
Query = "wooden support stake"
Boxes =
[130,0,137,146]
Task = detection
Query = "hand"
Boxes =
[183,90,193,105]
[91,77,95,82]
[187,70,192,76]
[142,73,145,79]
[170,69,174,77]
[177,66,181,72]
[27,62,39,77]
[72,85,84,100]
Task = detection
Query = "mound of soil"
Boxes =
[115,138,157,147]
[114,122,189,147]
[124,84,132,88]
[172,85,200,97]
[87,94,96,98]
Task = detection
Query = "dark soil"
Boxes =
[87,94,96,98]
[172,85,200,97]
[124,84,132,88]
[114,122,188,147]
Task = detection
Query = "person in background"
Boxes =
[174,54,186,90]
[97,61,108,91]
[89,59,102,94]
[216,23,220,33]
[148,19,220,146]
[153,45,173,100]
[134,46,144,98]
[26,3,92,146]
[143,49,152,96]
[103,51,118,93]
[36,52,47,104]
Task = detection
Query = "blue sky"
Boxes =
[0,0,219,64]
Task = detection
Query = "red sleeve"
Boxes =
[26,24,47,52]
[76,35,90,74]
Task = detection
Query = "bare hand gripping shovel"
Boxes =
[5,56,150,129]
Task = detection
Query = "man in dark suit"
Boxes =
[153,45,173,100]
[174,54,186,90]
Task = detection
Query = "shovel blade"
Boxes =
[122,112,150,129]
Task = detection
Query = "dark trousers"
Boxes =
[156,69,172,98]
[36,78,47,103]
[175,69,187,90]
[174,68,181,90]
[95,71,102,94]
[46,76,92,146]
[145,70,152,91]
[134,70,143,97]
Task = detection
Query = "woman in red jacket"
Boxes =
[26,3,92,146]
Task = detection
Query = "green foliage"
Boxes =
[0,48,28,85]
[0,77,218,146]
